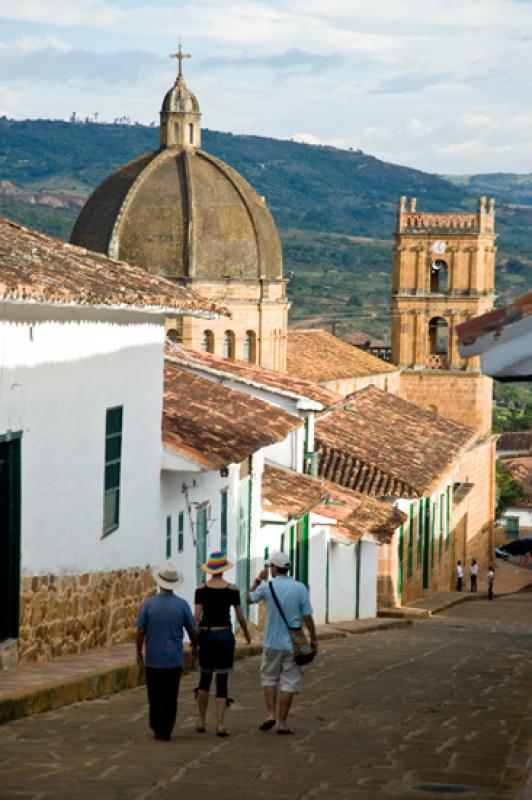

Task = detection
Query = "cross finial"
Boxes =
[170,44,191,81]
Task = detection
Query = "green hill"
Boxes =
[0,117,530,342]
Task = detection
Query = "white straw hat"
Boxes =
[153,560,184,591]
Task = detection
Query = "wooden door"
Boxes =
[0,436,21,641]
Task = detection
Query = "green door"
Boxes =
[0,436,21,641]
[236,477,251,614]
[398,524,404,597]
[295,515,310,586]
[195,505,208,585]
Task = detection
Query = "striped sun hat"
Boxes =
[201,551,234,574]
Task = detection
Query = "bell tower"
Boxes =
[392,196,496,434]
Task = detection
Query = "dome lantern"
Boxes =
[160,44,201,150]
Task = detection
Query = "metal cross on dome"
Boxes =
[170,44,191,80]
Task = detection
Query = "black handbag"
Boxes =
[269,583,316,666]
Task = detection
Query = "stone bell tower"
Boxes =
[392,196,496,434]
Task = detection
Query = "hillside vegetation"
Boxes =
[0,117,530,338]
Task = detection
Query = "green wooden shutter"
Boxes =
[398,524,404,596]
[165,516,172,558]
[220,490,228,553]
[177,511,184,553]
[103,406,123,536]
[417,499,423,566]
[408,505,414,581]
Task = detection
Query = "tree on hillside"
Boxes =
[495,460,525,518]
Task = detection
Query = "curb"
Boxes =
[0,629,349,727]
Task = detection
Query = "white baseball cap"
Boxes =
[266,551,291,569]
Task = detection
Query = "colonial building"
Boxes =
[70,47,288,370]
[392,196,496,434]
[315,386,495,606]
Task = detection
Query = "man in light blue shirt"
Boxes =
[247,551,317,735]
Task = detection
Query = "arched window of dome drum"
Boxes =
[201,330,214,353]
[189,123,194,144]
[430,259,448,293]
[428,317,449,355]
[223,330,235,360]
[173,122,179,144]
[243,330,256,363]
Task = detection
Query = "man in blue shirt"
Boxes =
[136,561,197,741]
[247,551,317,735]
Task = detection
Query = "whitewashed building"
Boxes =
[0,218,224,665]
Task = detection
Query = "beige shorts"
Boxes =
[260,649,302,693]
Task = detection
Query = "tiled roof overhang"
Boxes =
[287,329,396,383]
[163,361,302,469]
[315,386,477,498]
[0,217,227,318]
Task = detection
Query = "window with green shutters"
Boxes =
[280,531,285,553]
[220,489,228,553]
[408,504,414,580]
[417,499,423,565]
[177,511,184,553]
[103,406,123,536]
[166,516,172,558]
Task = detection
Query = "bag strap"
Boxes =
[269,582,291,631]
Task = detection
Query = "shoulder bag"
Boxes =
[269,583,316,666]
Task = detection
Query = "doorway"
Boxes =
[0,435,21,641]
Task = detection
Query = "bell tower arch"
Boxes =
[392,196,496,434]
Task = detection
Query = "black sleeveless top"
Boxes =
[195,585,241,628]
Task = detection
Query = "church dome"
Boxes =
[70,148,282,281]
[70,47,282,282]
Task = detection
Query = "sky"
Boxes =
[1,0,532,174]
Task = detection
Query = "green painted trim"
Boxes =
[422,499,430,590]
[355,541,361,619]
[299,514,310,586]
[445,486,451,549]
[417,499,423,565]
[177,511,184,553]
[407,505,414,581]
[431,502,436,569]
[398,524,404,596]
[165,516,172,558]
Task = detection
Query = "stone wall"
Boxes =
[18,567,156,664]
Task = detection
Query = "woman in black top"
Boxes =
[194,551,251,736]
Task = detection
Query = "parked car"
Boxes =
[495,547,510,560]
[498,537,532,556]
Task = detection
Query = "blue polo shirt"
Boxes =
[250,576,313,651]
[136,593,196,669]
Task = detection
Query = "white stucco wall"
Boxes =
[0,307,166,575]
[308,524,328,624]
[500,507,532,528]
[263,427,305,472]
[328,539,357,622]
[359,540,377,619]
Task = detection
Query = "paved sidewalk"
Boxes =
[0,619,409,725]
[379,559,532,619]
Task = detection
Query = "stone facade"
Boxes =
[17,568,156,665]
[392,196,496,435]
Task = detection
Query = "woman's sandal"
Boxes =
[277,729,294,735]
[216,729,230,737]
[196,725,206,733]
[259,719,277,731]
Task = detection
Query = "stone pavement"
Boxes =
[0,619,410,725]
[1,591,531,800]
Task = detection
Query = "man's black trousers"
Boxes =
[145,666,182,739]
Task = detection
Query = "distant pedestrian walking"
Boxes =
[194,552,251,737]
[247,551,317,736]
[487,564,495,600]
[470,559,478,592]
[136,561,197,741]
[456,560,464,592]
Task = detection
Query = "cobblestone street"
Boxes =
[1,592,531,800]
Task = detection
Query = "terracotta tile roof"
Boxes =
[315,479,407,543]
[497,430,532,453]
[342,330,388,348]
[165,343,341,408]
[262,464,406,543]
[500,456,532,502]
[287,329,396,383]
[262,465,328,519]
[0,216,226,317]
[163,361,302,469]
[315,386,477,498]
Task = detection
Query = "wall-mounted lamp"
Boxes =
[220,467,229,478]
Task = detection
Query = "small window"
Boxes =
[223,330,235,360]
[173,122,179,143]
[280,532,285,552]
[178,511,184,552]
[201,330,214,353]
[220,490,228,553]
[243,330,256,363]
[166,516,172,558]
[189,123,194,144]
[103,406,123,536]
